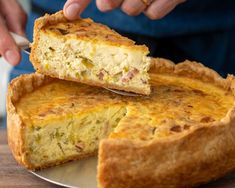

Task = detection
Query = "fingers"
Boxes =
[96,0,146,16]
[96,0,123,12]
[0,0,27,36]
[64,0,185,21]
[121,0,146,16]
[145,0,186,20]
[63,0,91,20]
[0,16,20,65]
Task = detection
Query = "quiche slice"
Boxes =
[7,58,235,188]
[30,11,151,95]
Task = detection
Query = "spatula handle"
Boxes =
[10,32,30,49]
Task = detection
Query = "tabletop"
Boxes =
[1,128,235,188]
[0,128,59,187]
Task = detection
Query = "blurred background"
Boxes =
[0,0,30,127]
[1,0,234,127]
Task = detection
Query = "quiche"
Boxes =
[7,58,235,188]
[30,11,151,95]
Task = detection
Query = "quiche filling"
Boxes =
[16,74,234,168]
[39,33,149,88]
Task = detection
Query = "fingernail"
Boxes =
[4,50,20,65]
[18,29,26,37]
[65,3,81,19]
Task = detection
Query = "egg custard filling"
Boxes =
[15,73,234,168]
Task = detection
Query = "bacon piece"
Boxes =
[97,69,108,80]
[121,68,139,83]
[75,142,85,152]
[200,116,215,123]
[170,125,182,132]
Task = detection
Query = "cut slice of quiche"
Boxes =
[7,58,235,188]
[30,11,151,95]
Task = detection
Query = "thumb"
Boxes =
[63,0,91,20]
[0,16,21,65]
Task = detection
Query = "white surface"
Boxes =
[19,0,31,13]
[0,0,31,117]
[0,59,12,116]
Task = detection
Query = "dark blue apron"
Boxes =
[10,0,235,80]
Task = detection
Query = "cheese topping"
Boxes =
[111,74,234,140]
[44,19,142,48]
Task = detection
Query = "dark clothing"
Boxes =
[10,0,235,80]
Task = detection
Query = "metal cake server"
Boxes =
[104,87,141,97]
[10,32,30,55]
[11,32,140,97]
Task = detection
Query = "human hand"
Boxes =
[0,0,27,65]
[64,0,186,20]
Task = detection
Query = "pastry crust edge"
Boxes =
[30,10,149,50]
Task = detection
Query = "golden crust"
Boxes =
[149,58,232,89]
[98,121,235,188]
[30,11,148,50]
[7,58,235,187]
[7,73,53,169]
[97,58,235,188]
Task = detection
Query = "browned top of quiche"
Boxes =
[15,60,234,140]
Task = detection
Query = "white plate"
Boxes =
[29,156,235,188]
[30,157,97,188]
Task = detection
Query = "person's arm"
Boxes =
[0,0,27,65]
[63,0,186,21]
